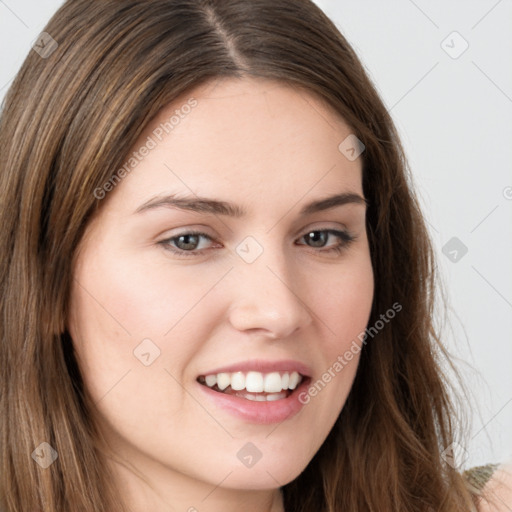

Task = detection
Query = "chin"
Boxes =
[216,454,311,491]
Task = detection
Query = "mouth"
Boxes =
[197,370,308,402]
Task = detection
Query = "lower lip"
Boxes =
[197,378,311,424]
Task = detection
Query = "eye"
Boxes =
[160,230,216,256]
[297,229,356,255]
[159,228,357,258]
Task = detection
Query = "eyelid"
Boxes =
[293,220,349,237]
[159,220,350,241]
[158,225,357,258]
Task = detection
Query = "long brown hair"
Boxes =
[0,0,478,510]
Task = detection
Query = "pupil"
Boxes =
[177,234,199,250]
[307,231,327,247]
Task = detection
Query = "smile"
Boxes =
[197,370,304,401]
[196,370,311,424]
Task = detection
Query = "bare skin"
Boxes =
[68,76,374,512]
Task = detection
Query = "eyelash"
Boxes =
[159,228,357,258]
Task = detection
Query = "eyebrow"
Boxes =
[134,192,368,217]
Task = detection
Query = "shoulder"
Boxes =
[470,463,512,512]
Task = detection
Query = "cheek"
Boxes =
[67,253,209,444]
[299,251,373,414]
[67,246,233,400]
[318,251,374,347]
[71,244,231,340]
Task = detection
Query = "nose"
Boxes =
[226,246,314,339]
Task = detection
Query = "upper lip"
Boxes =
[198,359,312,378]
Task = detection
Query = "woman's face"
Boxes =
[68,77,374,506]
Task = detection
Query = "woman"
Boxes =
[0,0,509,511]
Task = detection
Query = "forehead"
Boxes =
[104,76,363,213]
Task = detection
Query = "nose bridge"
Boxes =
[226,234,313,337]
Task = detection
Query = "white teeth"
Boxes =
[249,394,266,401]
[205,374,217,387]
[288,371,300,390]
[264,372,283,393]
[201,370,304,394]
[245,371,264,393]
[265,393,283,401]
[242,391,288,401]
[230,371,245,391]
[217,372,230,391]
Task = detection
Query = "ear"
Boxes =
[477,463,512,512]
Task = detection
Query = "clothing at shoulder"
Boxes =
[465,463,512,512]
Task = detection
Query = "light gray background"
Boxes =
[1,0,511,469]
